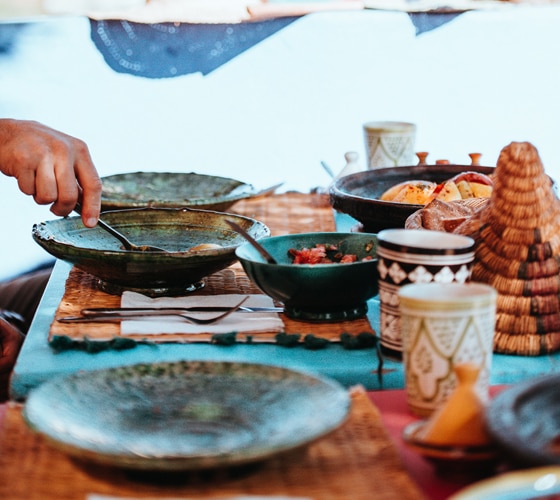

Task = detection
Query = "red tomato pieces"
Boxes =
[288,243,372,264]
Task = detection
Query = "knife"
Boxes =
[80,306,283,315]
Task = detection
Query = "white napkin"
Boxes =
[120,291,284,336]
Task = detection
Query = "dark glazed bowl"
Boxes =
[329,164,495,233]
[235,232,379,322]
[485,373,560,467]
[101,172,256,212]
[32,208,270,296]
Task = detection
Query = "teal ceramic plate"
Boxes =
[23,361,350,471]
[101,172,256,212]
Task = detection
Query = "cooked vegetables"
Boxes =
[288,243,373,264]
[381,171,493,205]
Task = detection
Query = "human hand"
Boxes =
[0,317,25,402]
[0,119,102,227]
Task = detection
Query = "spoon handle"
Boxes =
[225,219,277,264]
[74,202,133,250]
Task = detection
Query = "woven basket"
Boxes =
[453,142,560,355]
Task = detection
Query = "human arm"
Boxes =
[0,119,102,227]
[0,317,24,402]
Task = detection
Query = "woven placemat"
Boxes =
[0,388,425,500]
[49,193,376,345]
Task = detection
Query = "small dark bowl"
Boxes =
[100,172,256,212]
[485,373,560,467]
[235,232,379,322]
[32,208,270,296]
[329,164,495,233]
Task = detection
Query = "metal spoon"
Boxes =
[320,161,336,179]
[225,219,277,264]
[74,203,167,252]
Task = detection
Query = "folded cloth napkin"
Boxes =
[120,291,284,336]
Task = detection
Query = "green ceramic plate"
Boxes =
[23,361,350,471]
[101,172,256,212]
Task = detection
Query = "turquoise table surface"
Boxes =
[10,255,560,401]
[10,260,393,400]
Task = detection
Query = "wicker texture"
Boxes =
[454,142,560,355]
[49,193,375,344]
[0,389,425,500]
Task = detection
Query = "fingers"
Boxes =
[47,136,102,227]
[43,135,101,227]
[0,120,102,227]
[72,139,102,228]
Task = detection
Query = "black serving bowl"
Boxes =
[32,207,270,296]
[329,164,495,233]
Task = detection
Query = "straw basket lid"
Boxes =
[454,142,560,355]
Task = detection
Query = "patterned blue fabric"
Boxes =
[89,17,300,77]
[88,12,462,78]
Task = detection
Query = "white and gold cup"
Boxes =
[363,121,416,169]
[399,282,497,417]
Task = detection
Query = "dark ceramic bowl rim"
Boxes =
[329,164,496,233]
[485,373,560,466]
[35,207,269,257]
[329,164,496,209]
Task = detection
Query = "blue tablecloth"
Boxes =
[11,258,560,400]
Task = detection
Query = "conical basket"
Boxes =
[455,142,560,355]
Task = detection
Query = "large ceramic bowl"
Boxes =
[329,164,495,232]
[235,232,379,322]
[485,373,560,467]
[100,172,257,212]
[32,208,270,296]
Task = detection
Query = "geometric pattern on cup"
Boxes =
[379,308,402,351]
[365,135,415,168]
[379,284,399,307]
[378,257,472,287]
[379,281,403,350]
[388,261,408,284]
[403,309,494,416]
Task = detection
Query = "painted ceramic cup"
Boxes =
[363,121,416,169]
[376,229,475,352]
[399,282,497,417]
